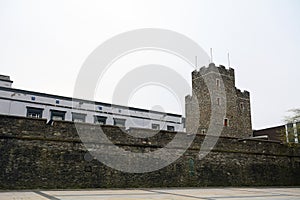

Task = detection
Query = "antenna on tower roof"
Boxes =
[210,48,213,63]
[195,56,198,69]
[227,52,231,67]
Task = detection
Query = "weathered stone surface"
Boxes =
[186,63,252,138]
[0,114,300,189]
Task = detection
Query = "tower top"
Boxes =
[192,63,235,78]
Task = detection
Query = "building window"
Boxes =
[240,102,245,110]
[201,129,206,134]
[94,116,107,125]
[31,96,36,101]
[98,106,102,111]
[217,97,221,105]
[113,118,126,127]
[26,107,43,118]
[152,123,160,130]
[224,118,229,127]
[167,125,175,131]
[55,99,60,104]
[78,101,83,108]
[72,113,86,122]
[50,110,66,121]
[216,79,220,88]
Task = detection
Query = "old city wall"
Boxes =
[0,114,300,189]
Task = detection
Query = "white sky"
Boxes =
[0,0,299,129]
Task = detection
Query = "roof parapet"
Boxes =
[0,74,13,88]
[236,88,250,98]
[192,63,235,78]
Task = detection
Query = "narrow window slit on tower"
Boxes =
[216,79,220,88]
[224,118,229,127]
[240,102,245,110]
[217,97,221,105]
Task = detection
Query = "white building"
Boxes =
[0,74,185,131]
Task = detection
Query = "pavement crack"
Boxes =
[34,191,61,200]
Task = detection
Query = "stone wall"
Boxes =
[0,114,300,189]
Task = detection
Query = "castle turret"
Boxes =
[185,63,252,138]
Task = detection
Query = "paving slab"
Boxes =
[0,188,299,200]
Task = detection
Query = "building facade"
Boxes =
[185,63,252,138]
[0,75,184,131]
[1,63,253,137]
[253,122,300,143]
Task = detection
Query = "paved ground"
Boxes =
[0,188,300,200]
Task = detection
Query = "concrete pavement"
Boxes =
[0,187,300,200]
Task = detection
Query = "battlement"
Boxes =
[236,88,250,99]
[192,63,235,78]
[185,95,193,101]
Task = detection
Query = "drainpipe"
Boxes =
[285,124,289,143]
[294,121,298,143]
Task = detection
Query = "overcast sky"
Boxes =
[0,0,299,129]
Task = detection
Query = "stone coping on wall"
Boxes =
[1,114,300,158]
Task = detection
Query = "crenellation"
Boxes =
[192,69,200,78]
[185,94,193,101]
[219,64,226,69]
[236,88,250,99]
[195,63,235,81]
[217,65,235,78]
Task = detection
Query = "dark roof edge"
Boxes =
[253,125,285,132]
[0,86,182,117]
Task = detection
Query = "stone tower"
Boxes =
[185,63,252,138]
